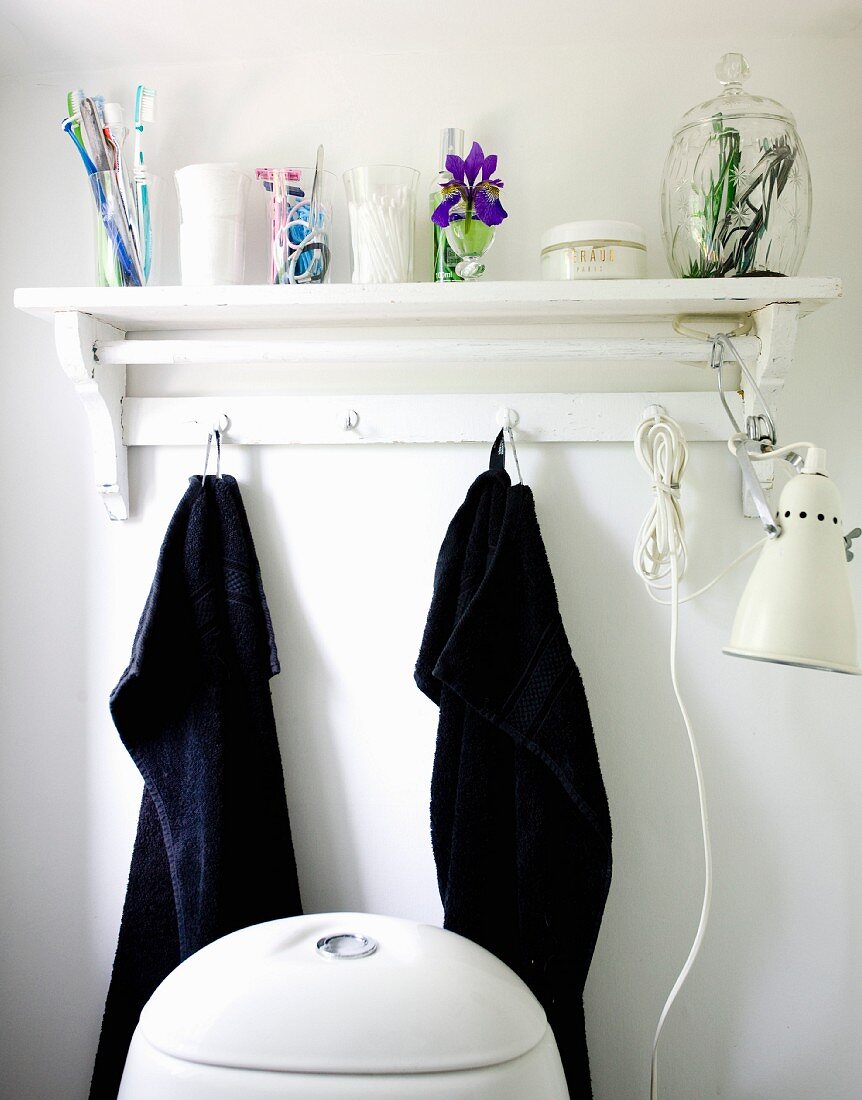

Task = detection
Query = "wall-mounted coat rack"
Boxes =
[14,278,841,520]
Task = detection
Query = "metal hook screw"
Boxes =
[496,407,520,431]
[343,409,359,431]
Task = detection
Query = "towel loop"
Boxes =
[202,416,228,480]
[504,425,523,485]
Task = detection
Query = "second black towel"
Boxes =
[415,432,612,1098]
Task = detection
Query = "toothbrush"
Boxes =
[78,96,113,171]
[133,85,156,282]
[62,114,98,176]
[103,102,144,277]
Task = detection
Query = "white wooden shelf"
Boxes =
[14,278,840,329]
[13,278,842,520]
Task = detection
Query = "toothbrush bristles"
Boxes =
[135,85,156,125]
[68,89,85,120]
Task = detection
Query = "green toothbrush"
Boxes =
[134,85,156,282]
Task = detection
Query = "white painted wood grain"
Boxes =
[95,334,761,366]
[14,277,842,331]
[123,392,743,445]
[54,312,128,521]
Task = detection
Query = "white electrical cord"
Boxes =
[633,411,690,588]
[633,409,708,1100]
[632,408,764,1100]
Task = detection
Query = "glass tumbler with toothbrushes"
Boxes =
[256,163,334,284]
[62,89,159,285]
[89,170,161,287]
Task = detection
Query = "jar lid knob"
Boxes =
[716,52,751,89]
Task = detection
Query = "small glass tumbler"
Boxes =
[256,167,336,285]
[343,165,419,283]
[444,209,496,281]
[90,170,160,287]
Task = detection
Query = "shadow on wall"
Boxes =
[707,657,857,1099]
[0,318,104,1097]
[240,449,367,913]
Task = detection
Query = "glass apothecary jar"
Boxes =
[660,53,811,278]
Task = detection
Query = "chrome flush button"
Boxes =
[316,933,379,960]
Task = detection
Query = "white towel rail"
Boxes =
[96,335,760,367]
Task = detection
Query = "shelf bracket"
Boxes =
[54,311,128,521]
[743,301,800,518]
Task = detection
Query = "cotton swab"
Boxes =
[348,187,414,282]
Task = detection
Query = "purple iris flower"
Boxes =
[431,141,508,228]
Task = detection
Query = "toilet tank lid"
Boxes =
[137,913,550,1075]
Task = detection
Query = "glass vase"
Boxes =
[444,207,496,280]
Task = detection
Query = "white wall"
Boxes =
[2,24,862,1100]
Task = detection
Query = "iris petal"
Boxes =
[473,182,508,226]
[481,154,497,180]
[431,187,464,227]
[444,154,465,182]
[463,141,484,185]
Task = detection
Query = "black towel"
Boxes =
[90,475,302,1099]
[415,433,612,1097]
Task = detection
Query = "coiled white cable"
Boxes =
[633,410,690,589]
[633,408,711,1100]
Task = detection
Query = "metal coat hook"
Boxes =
[201,414,229,480]
[496,407,523,485]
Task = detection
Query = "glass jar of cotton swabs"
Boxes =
[343,165,420,283]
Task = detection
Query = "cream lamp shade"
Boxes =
[725,460,861,675]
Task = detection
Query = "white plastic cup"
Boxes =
[175,163,249,221]
[176,164,249,285]
[179,218,245,286]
